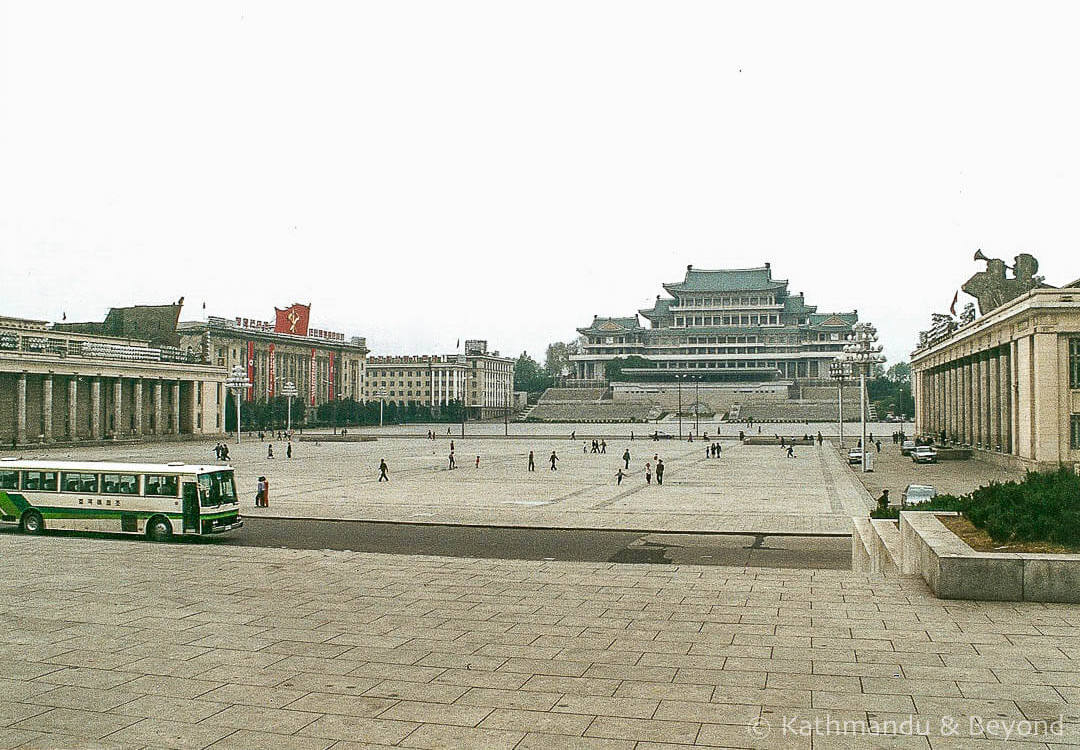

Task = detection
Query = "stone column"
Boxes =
[986,352,995,449]
[989,349,1001,451]
[1001,348,1012,454]
[133,379,143,436]
[191,381,201,434]
[113,379,123,439]
[171,381,181,434]
[153,382,163,435]
[91,378,101,439]
[68,378,78,440]
[42,375,53,443]
[959,358,969,444]
[16,374,27,446]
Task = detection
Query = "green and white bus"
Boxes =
[0,459,242,542]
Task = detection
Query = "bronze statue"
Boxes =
[962,250,1043,315]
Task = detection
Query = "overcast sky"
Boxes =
[3,2,1078,365]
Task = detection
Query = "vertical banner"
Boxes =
[309,348,317,406]
[328,352,335,400]
[268,344,276,398]
[246,341,255,401]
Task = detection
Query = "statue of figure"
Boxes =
[962,251,1010,315]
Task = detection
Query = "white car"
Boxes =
[900,440,917,456]
[911,446,938,464]
[847,448,864,465]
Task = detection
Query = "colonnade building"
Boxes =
[0,312,227,447]
[363,340,514,419]
[178,308,368,415]
[911,284,1080,471]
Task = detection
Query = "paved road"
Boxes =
[226,518,851,569]
[2,519,851,568]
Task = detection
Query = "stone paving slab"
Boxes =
[0,534,1078,748]
[18,435,873,535]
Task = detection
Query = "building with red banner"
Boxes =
[179,304,368,415]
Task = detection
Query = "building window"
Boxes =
[1071,339,1080,389]
[1072,415,1080,450]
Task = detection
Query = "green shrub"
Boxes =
[879,470,1080,546]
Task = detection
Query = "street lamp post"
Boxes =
[675,374,684,440]
[694,375,701,437]
[828,360,851,448]
[374,389,387,428]
[281,381,298,435]
[225,364,252,445]
[839,323,886,473]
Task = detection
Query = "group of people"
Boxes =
[257,430,294,441]
[265,441,294,459]
[584,439,607,453]
[212,442,231,461]
[705,442,722,458]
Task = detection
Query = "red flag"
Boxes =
[275,303,311,336]
[949,291,958,317]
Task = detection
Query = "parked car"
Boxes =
[847,448,864,465]
[911,446,938,464]
[902,484,937,507]
[900,440,917,456]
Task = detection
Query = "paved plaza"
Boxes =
[0,533,1077,749]
[18,426,876,535]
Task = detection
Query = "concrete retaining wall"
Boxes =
[854,511,1080,603]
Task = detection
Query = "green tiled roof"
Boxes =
[663,266,787,293]
[639,298,674,319]
[577,316,642,334]
[808,312,857,327]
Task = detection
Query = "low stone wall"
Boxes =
[853,511,1080,602]
[742,436,815,446]
[297,434,377,443]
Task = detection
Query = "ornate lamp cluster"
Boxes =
[836,323,885,472]
[225,364,252,444]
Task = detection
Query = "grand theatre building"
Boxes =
[571,264,857,389]
[179,304,368,414]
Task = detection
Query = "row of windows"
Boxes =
[1070,339,1080,390]
[676,295,776,307]
[0,470,179,496]
[1072,415,1080,450]
[673,314,782,327]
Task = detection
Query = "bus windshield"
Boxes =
[197,471,237,507]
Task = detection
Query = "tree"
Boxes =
[885,361,911,384]
[514,352,553,393]
[604,355,654,382]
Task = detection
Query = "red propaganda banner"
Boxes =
[268,344,275,398]
[309,348,317,406]
[328,352,335,400]
[275,303,311,336]
[246,341,255,402]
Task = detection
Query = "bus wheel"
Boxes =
[21,510,44,535]
[147,518,173,543]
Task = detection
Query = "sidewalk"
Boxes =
[1,533,1077,749]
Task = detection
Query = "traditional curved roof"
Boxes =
[638,298,674,320]
[662,266,787,294]
[577,316,642,335]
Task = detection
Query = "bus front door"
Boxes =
[182,483,199,534]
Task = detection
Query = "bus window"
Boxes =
[21,471,57,491]
[102,473,139,495]
[0,471,16,490]
[62,472,99,493]
[144,475,179,497]
[197,471,236,507]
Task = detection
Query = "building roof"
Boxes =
[577,316,642,334]
[808,312,858,327]
[662,265,787,294]
[638,298,674,320]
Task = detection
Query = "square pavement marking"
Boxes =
[1,533,1078,749]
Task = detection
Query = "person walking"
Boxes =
[570,431,575,441]
[644,461,652,484]
[583,442,588,453]
[449,451,456,470]
[255,476,266,506]
[600,440,607,454]
[286,441,293,459]
[528,450,535,471]
[267,443,274,459]
[655,459,664,485]
[450,440,455,452]
[616,468,624,485]
[475,455,480,469]
[787,445,795,458]
[378,459,389,481]
[221,444,230,461]
[623,449,631,470]
[549,451,559,471]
